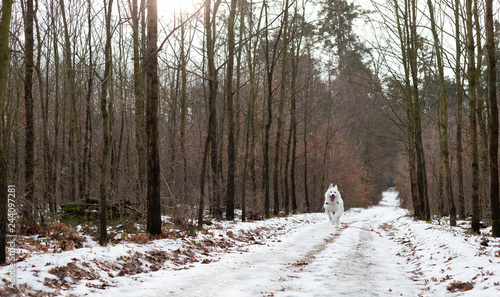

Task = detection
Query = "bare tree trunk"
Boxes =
[34,4,49,224]
[426,0,456,226]
[241,0,262,220]
[289,3,303,214]
[179,16,188,203]
[198,132,210,229]
[474,1,490,219]
[321,73,333,189]
[394,0,418,218]
[225,0,237,220]
[167,60,178,204]
[24,0,35,220]
[438,155,445,216]
[454,0,465,220]
[206,0,221,218]
[0,0,14,265]
[146,0,161,235]
[50,0,60,214]
[485,0,499,236]
[112,13,126,199]
[99,0,115,246]
[410,0,429,220]
[82,0,93,198]
[263,0,283,218]
[273,0,289,216]
[284,120,292,215]
[240,0,248,221]
[132,0,147,206]
[303,48,312,212]
[466,0,480,233]
[60,0,80,202]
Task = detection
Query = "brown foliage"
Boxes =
[127,233,151,244]
[46,261,101,289]
[47,222,85,249]
[18,218,44,236]
[446,280,474,292]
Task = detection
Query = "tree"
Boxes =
[409,0,430,220]
[426,0,456,226]
[485,0,499,236]
[454,0,465,220]
[0,0,14,265]
[289,1,307,213]
[179,12,189,206]
[82,0,94,199]
[273,0,289,216]
[225,0,238,220]
[302,46,312,212]
[24,0,35,220]
[263,0,284,217]
[199,0,219,227]
[131,0,147,205]
[384,0,416,216]
[146,0,161,236]
[240,0,263,221]
[466,0,480,233]
[60,0,80,202]
[317,0,366,73]
[99,0,115,245]
[206,0,221,218]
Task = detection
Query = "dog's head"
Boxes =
[327,184,339,202]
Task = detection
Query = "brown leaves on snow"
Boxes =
[12,217,299,294]
[446,280,474,292]
[45,261,104,290]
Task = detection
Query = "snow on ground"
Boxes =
[1,189,500,296]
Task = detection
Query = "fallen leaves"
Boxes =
[446,280,474,292]
[45,261,101,290]
[128,233,151,244]
[388,217,500,296]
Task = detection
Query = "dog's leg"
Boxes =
[330,212,337,225]
[333,213,340,228]
[325,210,333,223]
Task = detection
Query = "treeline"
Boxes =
[369,0,500,235]
[0,0,399,261]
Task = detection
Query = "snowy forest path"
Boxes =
[106,191,419,297]
[275,193,421,296]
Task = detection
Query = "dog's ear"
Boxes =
[330,183,333,188]
[334,185,338,190]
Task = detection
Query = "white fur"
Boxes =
[323,184,344,228]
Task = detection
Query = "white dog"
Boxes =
[323,184,344,228]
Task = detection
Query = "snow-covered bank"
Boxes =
[1,190,499,296]
[386,214,500,296]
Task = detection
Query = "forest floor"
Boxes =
[1,190,500,296]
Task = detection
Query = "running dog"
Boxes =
[323,184,344,228]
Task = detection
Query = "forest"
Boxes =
[0,0,499,264]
